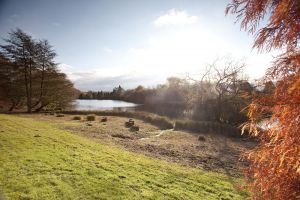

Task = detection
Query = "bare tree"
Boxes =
[211,59,246,122]
[187,58,247,123]
[33,39,57,108]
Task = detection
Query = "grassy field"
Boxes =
[24,114,254,176]
[0,114,247,199]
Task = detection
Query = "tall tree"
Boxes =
[226,0,300,199]
[211,59,245,123]
[0,29,36,112]
[35,72,79,111]
[33,39,57,108]
[0,53,25,111]
[0,29,78,112]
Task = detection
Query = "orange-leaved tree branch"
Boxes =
[226,0,300,199]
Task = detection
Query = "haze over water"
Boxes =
[73,99,138,111]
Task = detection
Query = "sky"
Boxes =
[0,0,278,91]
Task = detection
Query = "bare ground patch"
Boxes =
[21,113,256,176]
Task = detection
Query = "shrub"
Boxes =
[174,120,240,137]
[198,135,206,141]
[130,125,139,132]
[73,116,81,120]
[86,115,96,121]
[56,114,64,117]
[100,117,108,122]
[63,110,174,130]
[125,121,134,128]
[139,115,173,130]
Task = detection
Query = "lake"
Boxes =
[72,99,138,111]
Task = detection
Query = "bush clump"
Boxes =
[198,135,206,141]
[73,116,81,120]
[174,120,240,137]
[100,117,108,122]
[130,125,139,132]
[125,119,134,127]
[86,115,96,121]
[56,114,64,117]
[139,115,173,130]
[62,110,174,129]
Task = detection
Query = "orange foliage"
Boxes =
[226,0,300,51]
[226,0,300,199]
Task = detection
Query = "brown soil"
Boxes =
[21,113,256,176]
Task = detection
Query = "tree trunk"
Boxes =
[34,103,48,112]
[8,101,16,112]
[27,59,32,113]
[24,65,31,113]
[33,59,45,109]
[22,45,31,113]
[217,94,222,122]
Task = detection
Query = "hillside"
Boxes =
[0,114,247,199]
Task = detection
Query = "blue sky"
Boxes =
[0,0,277,91]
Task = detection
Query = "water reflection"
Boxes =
[73,99,138,111]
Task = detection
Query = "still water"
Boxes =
[72,99,138,111]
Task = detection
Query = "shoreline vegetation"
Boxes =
[62,110,243,138]
[76,75,275,130]
[3,109,247,138]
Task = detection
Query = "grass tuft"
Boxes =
[72,116,82,120]
[86,115,96,121]
[100,116,108,122]
[130,125,139,132]
[63,111,243,137]
[64,110,174,129]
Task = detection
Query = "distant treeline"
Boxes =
[79,85,126,101]
[0,29,79,112]
[79,59,275,126]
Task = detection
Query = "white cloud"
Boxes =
[126,29,232,75]
[58,63,72,71]
[102,47,113,53]
[58,63,165,91]
[58,63,80,81]
[58,26,278,90]
[154,9,198,27]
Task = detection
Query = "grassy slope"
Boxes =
[0,114,247,200]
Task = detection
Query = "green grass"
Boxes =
[0,114,247,200]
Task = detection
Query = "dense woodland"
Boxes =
[0,29,79,112]
[80,61,274,126]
